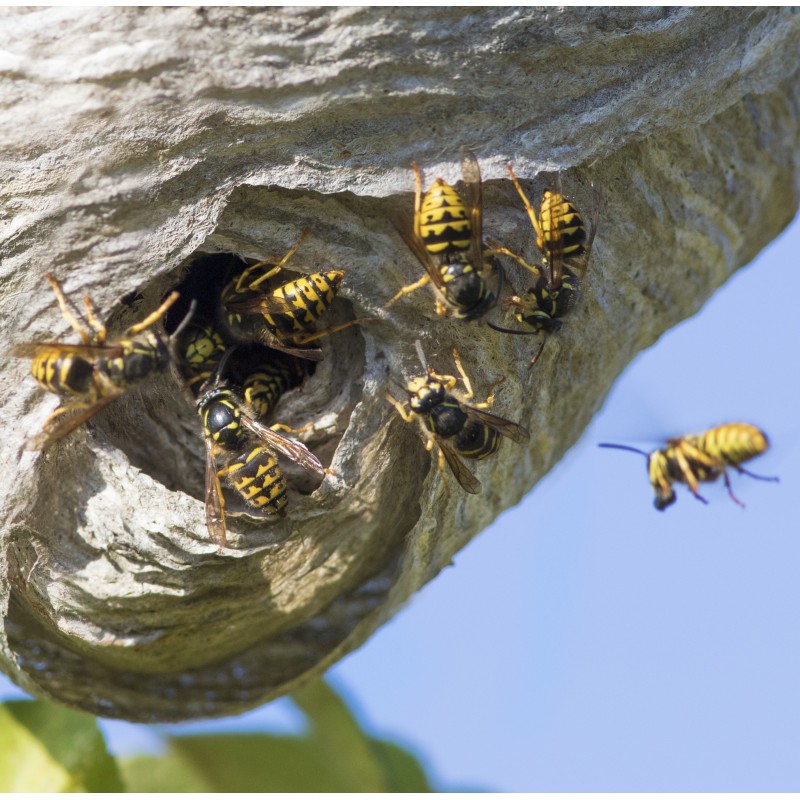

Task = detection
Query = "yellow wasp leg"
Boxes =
[451,348,477,401]
[385,392,415,423]
[292,318,364,345]
[386,274,432,307]
[672,444,718,499]
[508,163,544,243]
[270,421,313,435]
[237,228,312,292]
[45,273,95,345]
[485,245,542,278]
[434,297,449,316]
[82,295,107,343]
[126,291,180,336]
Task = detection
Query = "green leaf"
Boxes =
[121,680,433,792]
[0,699,124,792]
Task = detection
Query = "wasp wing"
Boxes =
[438,439,482,494]
[462,404,531,444]
[239,415,325,478]
[392,212,449,294]
[542,173,567,291]
[253,330,324,362]
[10,342,125,359]
[225,293,299,317]
[203,436,227,550]
[26,387,124,450]
[460,149,485,276]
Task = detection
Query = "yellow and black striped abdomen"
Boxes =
[538,191,587,259]
[243,362,294,420]
[225,446,288,516]
[268,271,344,336]
[419,179,471,256]
[454,420,502,461]
[31,350,95,398]
[694,423,769,466]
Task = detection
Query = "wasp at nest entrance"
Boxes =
[164,231,366,547]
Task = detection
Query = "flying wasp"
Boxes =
[385,341,529,494]
[386,150,502,320]
[10,272,192,450]
[197,348,325,549]
[599,423,779,510]
[488,164,599,366]
[219,228,360,362]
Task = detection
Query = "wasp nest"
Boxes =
[1,7,798,720]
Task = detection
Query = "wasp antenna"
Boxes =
[212,345,240,384]
[413,339,428,372]
[172,299,198,341]
[487,321,539,336]
[598,442,650,458]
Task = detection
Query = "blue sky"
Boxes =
[2,211,799,792]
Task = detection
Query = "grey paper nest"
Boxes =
[1,7,798,721]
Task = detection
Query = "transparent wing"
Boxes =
[253,330,324,362]
[460,149,485,278]
[240,415,325,478]
[225,293,298,317]
[439,439,482,494]
[26,388,123,450]
[462,404,531,444]
[10,341,124,359]
[544,173,567,291]
[392,212,449,293]
[203,436,227,549]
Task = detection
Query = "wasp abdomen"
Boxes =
[32,352,95,397]
[243,365,293,420]
[419,180,471,255]
[455,421,501,460]
[227,446,288,516]
[539,191,587,258]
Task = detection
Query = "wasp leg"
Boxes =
[507,163,544,244]
[45,273,95,345]
[385,392,414,423]
[82,295,108,343]
[734,466,780,483]
[292,318,364,345]
[528,337,548,368]
[450,347,479,402]
[126,291,180,336]
[721,470,746,508]
[270,421,313,435]
[485,245,542,278]
[237,229,311,293]
[385,274,431,308]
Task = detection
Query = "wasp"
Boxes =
[10,272,192,450]
[488,164,599,366]
[385,342,529,494]
[599,423,779,510]
[386,150,502,320]
[219,228,360,362]
[197,349,325,549]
